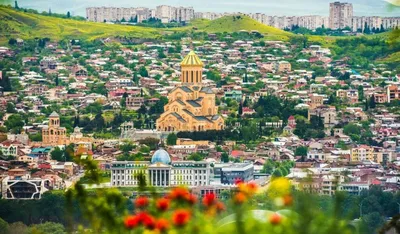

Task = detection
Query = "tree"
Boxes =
[55,75,59,86]
[28,222,65,234]
[120,142,135,153]
[166,133,177,146]
[188,153,203,161]
[133,72,139,85]
[369,95,376,109]
[8,38,17,45]
[7,222,27,234]
[14,0,19,9]
[272,168,283,177]
[262,161,274,174]
[138,138,159,150]
[66,11,71,18]
[51,147,64,161]
[73,115,80,128]
[158,48,166,59]
[0,217,8,234]
[295,146,308,157]
[343,123,362,136]
[6,103,16,113]
[139,66,148,77]
[238,102,243,116]
[1,70,12,91]
[221,152,229,163]
[362,212,385,234]
[4,114,24,133]
[358,85,364,101]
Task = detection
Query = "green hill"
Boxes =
[0,6,293,44]
[189,15,292,41]
[0,5,160,44]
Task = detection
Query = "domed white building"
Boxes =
[111,149,211,187]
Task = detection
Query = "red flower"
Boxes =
[269,213,282,225]
[172,209,191,227]
[216,202,226,212]
[186,193,197,205]
[135,196,149,209]
[246,182,258,194]
[124,215,140,229]
[156,218,170,232]
[202,193,216,207]
[234,178,243,185]
[156,198,170,211]
[283,194,293,206]
[136,211,151,223]
[233,192,247,204]
[142,214,156,230]
[169,187,189,200]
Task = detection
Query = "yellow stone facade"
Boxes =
[42,112,68,145]
[156,51,224,132]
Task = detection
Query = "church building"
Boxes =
[41,112,68,145]
[156,51,224,132]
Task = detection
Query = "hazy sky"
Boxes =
[2,0,399,17]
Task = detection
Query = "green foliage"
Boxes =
[27,222,66,234]
[51,147,64,161]
[0,217,8,234]
[4,114,24,133]
[221,152,229,163]
[166,133,177,146]
[187,152,204,161]
[295,146,308,156]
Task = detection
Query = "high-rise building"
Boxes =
[155,5,194,23]
[156,51,224,132]
[329,2,353,29]
[86,7,152,23]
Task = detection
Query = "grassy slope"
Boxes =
[0,6,160,43]
[189,16,293,41]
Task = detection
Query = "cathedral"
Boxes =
[42,112,68,145]
[156,51,224,132]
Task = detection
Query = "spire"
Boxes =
[181,51,203,67]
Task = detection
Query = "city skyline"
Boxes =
[5,0,400,17]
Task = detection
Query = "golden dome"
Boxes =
[181,51,203,66]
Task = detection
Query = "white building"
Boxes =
[1,177,51,199]
[86,7,152,23]
[329,2,353,29]
[111,149,211,187]
[338,182,369,195]
[155,5,194,23]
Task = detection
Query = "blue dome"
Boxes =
[151,149,171,164]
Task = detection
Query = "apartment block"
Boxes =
[329,2,353,29]
[86,7,152,23]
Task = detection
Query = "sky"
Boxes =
[2,0,399,17]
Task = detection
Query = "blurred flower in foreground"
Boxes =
[268,177,291,199]
[233,192,247,204]
[135,196,150,209]
[203,193,216,207]
[169,187,190,201]
[124,215,140,229]
[156,198,170,212]
[172,209,191,227]
[155,218,169,232]
[268,213,282,225]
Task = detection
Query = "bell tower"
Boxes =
[180,51,203,85]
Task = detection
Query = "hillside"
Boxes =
[0,7,293,44]
[0,6,161,44]
[189,15,292,41]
